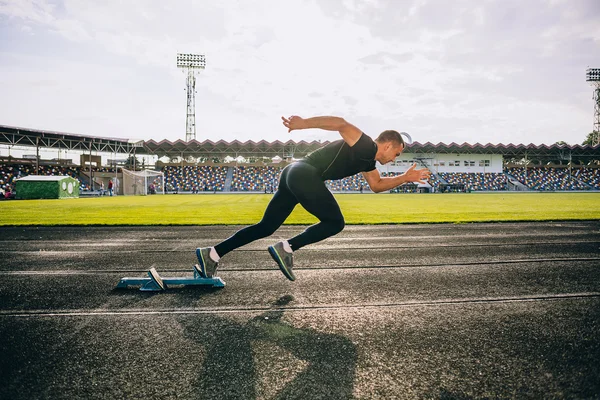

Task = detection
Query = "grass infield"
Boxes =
[1,192,599,226]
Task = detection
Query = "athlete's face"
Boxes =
[376,141,405,164]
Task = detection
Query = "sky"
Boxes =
[0,0,599,148]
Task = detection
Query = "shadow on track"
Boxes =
[181,295,358,399]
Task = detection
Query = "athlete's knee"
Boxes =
[329,216,345,234]
[255,219,280,236]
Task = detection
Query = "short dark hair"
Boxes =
[375,130,405,146]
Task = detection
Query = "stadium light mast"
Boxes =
[177,53,206,142]
[586,68,600,146]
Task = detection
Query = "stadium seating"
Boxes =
[162,165,228,192]
[231,166,280,191]
[438,172,507,191]
[429,174,443,189]
[573,167,600,189]
[505,167,589,191]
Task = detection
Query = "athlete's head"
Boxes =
[374,130,406,164]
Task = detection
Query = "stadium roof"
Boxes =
[142,138,327,158]
[0,124,143,154]
[144,138,600,160]
[1,124,599,160]
[406,141,600,158]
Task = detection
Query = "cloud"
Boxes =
[0,0,57,24]
[359,52,414,65]
[0,0,598,147]
[19,24,33,34]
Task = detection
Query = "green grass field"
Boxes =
[1,192,599,226]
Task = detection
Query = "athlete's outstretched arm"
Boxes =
[281,115,363,147]
[362,164,430,193]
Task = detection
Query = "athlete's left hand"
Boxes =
[402,163,431,184]
[281,115,304,132]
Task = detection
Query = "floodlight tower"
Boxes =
[177,53,206,142]
[586,68,600,146]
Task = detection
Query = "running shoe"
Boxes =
[268,242,295,281]
[195,247,219,278]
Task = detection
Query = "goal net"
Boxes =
[122,169,165,196]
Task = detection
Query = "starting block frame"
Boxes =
[117,266,225,292]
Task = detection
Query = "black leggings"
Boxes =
[214,162,345,257]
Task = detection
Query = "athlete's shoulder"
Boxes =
[354,132,377,154]
[360,132,375,142]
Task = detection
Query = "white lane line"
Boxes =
[0,257,599,275]
[1,240,599,253]
[1,292,599,318]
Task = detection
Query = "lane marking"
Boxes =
[0,228,598,243]
[1,292,599,318]
[1,257,599,276]
[1,240,599,253]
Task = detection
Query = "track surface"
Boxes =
[1,222,599,399]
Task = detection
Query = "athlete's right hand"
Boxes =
[281,115,304,132]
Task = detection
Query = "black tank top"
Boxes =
[302,132,377,181]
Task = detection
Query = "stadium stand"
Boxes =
[429,174,443,191]
[162,165,228,192]
[231,166,280,192]
[505,167,589,191]
[438,172,508,191]
[573,167,600,189]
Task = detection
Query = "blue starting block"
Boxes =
[116,266,225,291]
